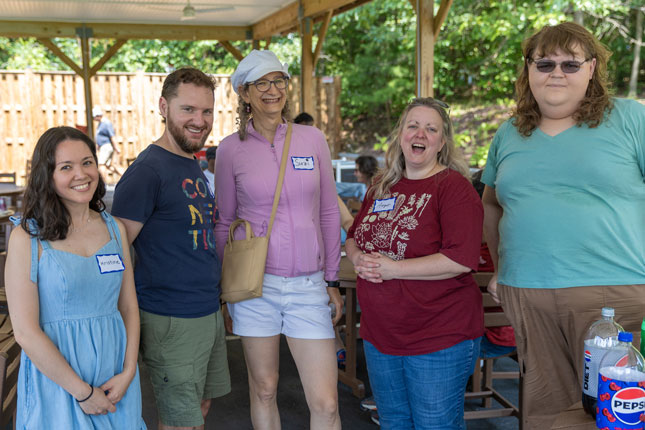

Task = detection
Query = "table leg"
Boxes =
[337,282,365,398]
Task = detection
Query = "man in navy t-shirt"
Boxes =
[111,68,230,429]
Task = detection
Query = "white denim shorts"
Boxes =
[228,270,334,339]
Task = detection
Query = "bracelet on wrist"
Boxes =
[326,280,340,288]
[76,384,93,403]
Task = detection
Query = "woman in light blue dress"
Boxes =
[4,126,146,429]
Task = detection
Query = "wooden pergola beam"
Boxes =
[416,0,434,97]
[36,38,83,75]
[219,41,244,61]
[253,0,361,39]
[90,39,127,77]
[79,29,95,137]
[0,21,251,41]
[433,0,453,39]
[301,17,314,115]
[313,10,333,69]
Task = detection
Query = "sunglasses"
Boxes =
[408,97,451,114]
[529,58,590,74]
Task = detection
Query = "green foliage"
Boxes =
[2,0,645,164]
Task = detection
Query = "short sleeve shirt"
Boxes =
[96,119,115,147]
[111,144,220,317]
[347,169,484,355]
[482,98,645,289]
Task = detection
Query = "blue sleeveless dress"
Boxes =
[13,212,146,429]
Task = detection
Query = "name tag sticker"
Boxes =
[373,197,396,213]
[291,156,314,170]
[96,254,125,274]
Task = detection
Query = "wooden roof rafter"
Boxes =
[252,0,371,40]
[0,21,252,41]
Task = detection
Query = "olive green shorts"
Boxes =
[139,309,231,428]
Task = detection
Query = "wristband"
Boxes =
[326,280,340,288]
[76,384,93,403]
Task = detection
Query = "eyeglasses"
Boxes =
[247,77,289,92]
[529,58,590,74]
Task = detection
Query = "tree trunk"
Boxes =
[629,9,643,98]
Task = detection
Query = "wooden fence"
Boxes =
[0,70,342,184]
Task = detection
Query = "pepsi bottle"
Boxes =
[582,307,624,417]
[596,332,645,430]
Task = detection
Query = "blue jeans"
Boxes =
[364,337,480,430]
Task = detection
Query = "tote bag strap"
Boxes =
[266,122,293,238]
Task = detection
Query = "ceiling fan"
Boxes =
[181,0,234,20]
[148,1,235,21]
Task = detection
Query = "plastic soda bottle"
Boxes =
[597,332,645,429]
[640,318,645,357]
[582,307,624,417]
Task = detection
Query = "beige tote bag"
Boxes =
[220,123,292,303]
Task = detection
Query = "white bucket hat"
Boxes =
[231,50,290,94]
[92,106,103,117]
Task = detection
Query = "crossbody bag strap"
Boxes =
[265,122,293,238]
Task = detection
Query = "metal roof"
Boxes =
[0,0,287,27]
[0,0,371,40]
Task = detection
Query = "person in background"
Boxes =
[346,97,484,430]
[294,112,315,126]
[216,49,342,430]
[93,106,122,178]
[336,154,379,202]
[111,67,231,430]
[482,22,645,429]
[203,146,217,196]
[354,155,378,188]
[5,126,145,428]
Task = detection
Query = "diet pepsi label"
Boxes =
[597,370,645,429]
[583,342,624,398]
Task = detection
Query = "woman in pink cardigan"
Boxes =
[215,50,342,430]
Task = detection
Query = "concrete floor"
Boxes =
[140,336,521,429]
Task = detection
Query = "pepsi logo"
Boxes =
[611,386,645,425]
[615,354,630,367]
[585,350,592,362]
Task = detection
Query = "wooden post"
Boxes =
[77,26,94,137]
[300,17,314,115]
[416,0,434,97]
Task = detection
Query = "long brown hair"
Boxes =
[513,22,612,136]
[370,98,469,200]
[21,127,106,240]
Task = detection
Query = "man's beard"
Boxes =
[167,113,210,154]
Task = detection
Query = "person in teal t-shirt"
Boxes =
[481,22,645,429]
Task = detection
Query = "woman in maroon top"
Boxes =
[346,98,484,429]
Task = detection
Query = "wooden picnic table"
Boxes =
[337,255,365,398]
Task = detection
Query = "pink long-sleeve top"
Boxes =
[215,121,341,281]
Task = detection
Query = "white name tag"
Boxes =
[291,156,314,170]
[373,197,396,213]
[96,254,125,274]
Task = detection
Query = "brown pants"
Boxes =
[498,283,645,430]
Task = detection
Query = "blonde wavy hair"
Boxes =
[370,97,470,200]
[513,22,613,136]
[235,86,291,141]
